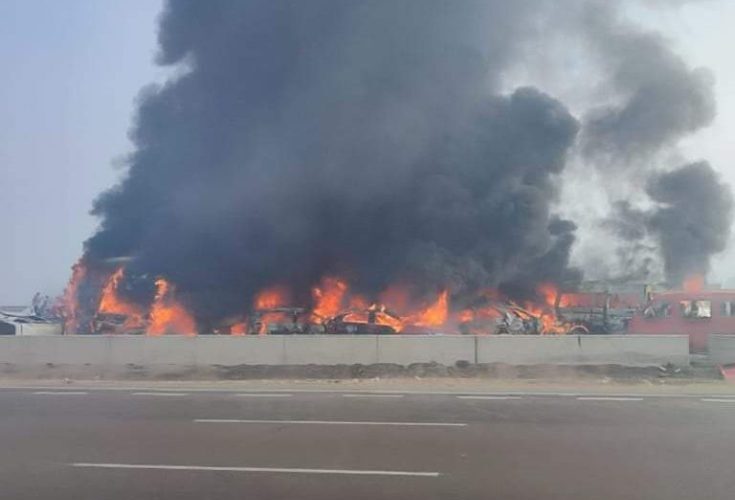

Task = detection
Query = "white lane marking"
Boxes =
[32,391,88,395]
[131,392,188,397]
[71,463,440,477]
[701,398,735,403]
[235,393,292,398]
[194,419,466,427]
[458,396,522,400]
[341,394,404,398]
[577,397,643,402]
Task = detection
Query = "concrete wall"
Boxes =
[708,334,735,364]
[0,334,690,369]
[477,335,689,366]
[377,336,474,365]
[285,336,378,365]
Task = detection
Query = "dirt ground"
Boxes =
[0,359,725,387]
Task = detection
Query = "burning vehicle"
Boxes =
[551,285,644,335]
[64,261,596,336]
[323,305,403,335]
[54,2,732,343]
[247,307,311,335]
[458,302,547,336]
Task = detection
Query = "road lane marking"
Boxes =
[701,398,735,403]
[341,394,404,398]
[32,391,88,395]
[235,393,293,398]
[576,397,643,401]
[194,419,466,427]
[70,463,440,477]
[458,395,522,400]
[131,392,188,397]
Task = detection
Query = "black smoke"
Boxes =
[581,1,715,163]
[82,0,581,327]
[647,162,733,285]
[605,162,732,285]
[575,1,729,284]
[77,0,731,330]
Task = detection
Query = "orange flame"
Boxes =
[536,283,559,307]
[683,274,705,293]
[371,305,405,332]
[147,278,196,335]
[252,285,292,334]
[458,309,474,323]
[311,277,347,322]
[341,303,405,332]
[349,294,369,310]
[254,311,293,335]
[255,285,290,309]
[72,263,578,335]
[230,322,248,335]
[97,268,145,329]
[378,284,411,314]
[406,290,448,327]
[61,260,87,333]
[531,283,567,334]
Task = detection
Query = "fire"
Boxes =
[147,278,196,335]
[536,283,559,307]
[349,294,369,309]
[458,309,474,323]
[64,258,578,336]
[97,268,145,329]
[251,285,292,334]
[683,274,705,293]
[370,304,405,332]
[230,322,248,335]
[454,284,568,335]
[255,285,290,309]
[378,284,411,314]
[255,311,291,335]
[339,303,405,332]
[530,283,568,334]
[557,293,583,308]
[61,260,87,333]
[406,290,449,327]
[311,277,347,322]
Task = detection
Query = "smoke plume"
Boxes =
[82,0,582,326]
[570,1,728,284]
[74,0,731,330]
[605,162,732,285]
[581,1,715,163]
[647,162,733,284]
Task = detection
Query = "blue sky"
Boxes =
[0,0,163,304]
[1,0,733,304]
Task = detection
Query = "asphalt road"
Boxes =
[1,386,734,499]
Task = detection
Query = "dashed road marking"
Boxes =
[234,393,293,398]
[131,392,188,397]
[576,397,643,402]
[458,395,522,400]
[194,419,466,427]
[32,391,88,395]
[701,398,735,403]
[70,462,441,477]
[341,394,404,399]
